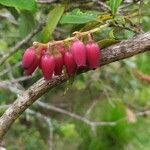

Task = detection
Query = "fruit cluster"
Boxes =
[22,39,100,80]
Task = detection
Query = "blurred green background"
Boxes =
[0,0,150,149]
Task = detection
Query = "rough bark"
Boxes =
[0,32,150,141]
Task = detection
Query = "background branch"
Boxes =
[0,22,45,66]
[92,0,110,11]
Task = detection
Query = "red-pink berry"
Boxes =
[41,54,55,80]
[86,42,100,69]
[25,56,40,75]
[71,40,86,68]
[54,53,64,76]
[39,48,47,69]
[22,48,36,69]
[64,52,76,76]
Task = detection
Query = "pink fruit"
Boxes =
[39,48,47,69]
[41,54,55,80]
[22,48,36,69]
[64,52,76,76]
[54,53,64,76]
[86,42,100,69]
[71,40,86,68]
[25,56,40,75]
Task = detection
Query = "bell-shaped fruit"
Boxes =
[54,53,64,76]
[86,42,100,69]
[64,52,76,76]
[25,56,40,75]
[71,40,86,68]
[41,54,55,80]
[39,48,47,69]
[22,48,36,69]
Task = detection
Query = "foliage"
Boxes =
[41,5,64,42]
[60,9,98,24]
[0,0,37,12]
[109,0,123,15]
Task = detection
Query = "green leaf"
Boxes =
[80,22,100,32]
[19,11,36,38]
[0,0,37,12]
[109,29,115,39]
[109,0,122,15]
[97,39,119,49]
[41,5,64,42]
[114,29,135,40]
[60,9,98,24]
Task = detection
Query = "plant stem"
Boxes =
[33,23,109,48]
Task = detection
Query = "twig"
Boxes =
[0,22,45,66]
[85,101,97,117]
[36,101,116,127]
[9,76,33,84]
[0,62,21,77]
[6,62,14,80]
[34,23,109,48]
[0,104,53,150]
[26,109,53,150]
[134,69,150,84]
[0,81,23,95]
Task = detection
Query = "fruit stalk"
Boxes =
[33,23,109,48]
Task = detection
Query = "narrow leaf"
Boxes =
[0,0,37,12]
[41,5,64,42]
[97,39,119,49]
[60,9,98,24]
[19,11,36,38]
[109,0,122,15]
